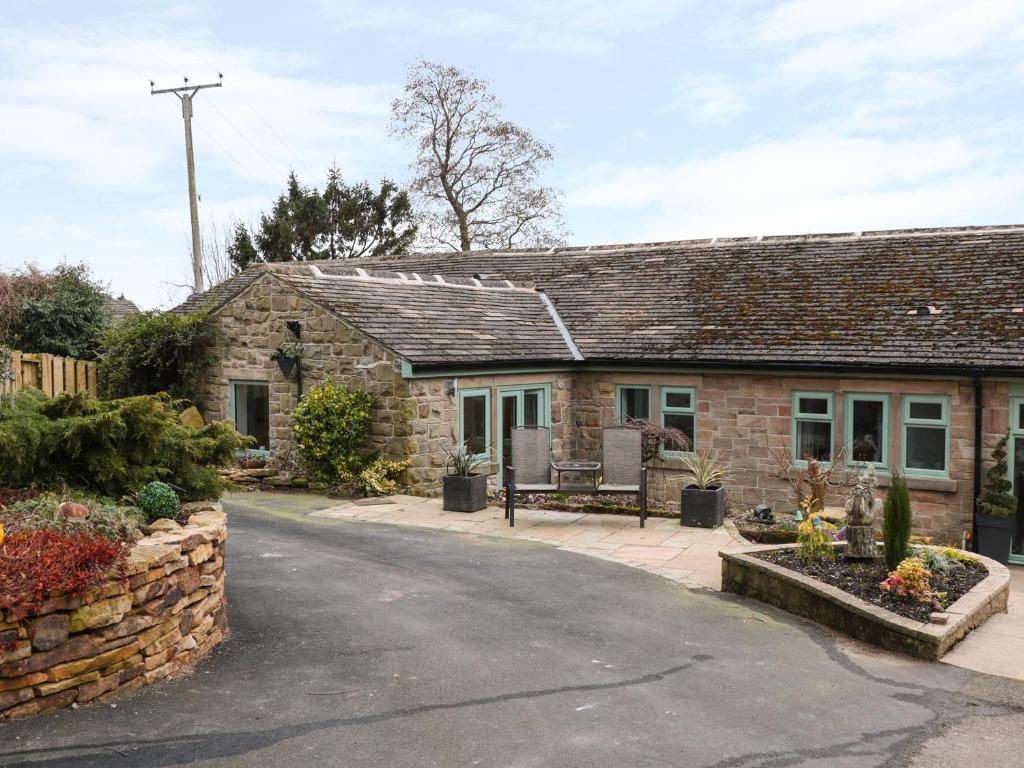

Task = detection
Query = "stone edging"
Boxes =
[719,544,1010,659]
[0,504,228,719]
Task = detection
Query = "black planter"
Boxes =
[275,356,296,380]
[443,473,487,512]
[681,485,726,528]
[976,512,1013,564]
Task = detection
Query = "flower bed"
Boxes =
[0,504,227,719]
[752,547,987,623]
[720,544,1010,659]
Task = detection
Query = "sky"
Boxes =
[1,0,1022,308]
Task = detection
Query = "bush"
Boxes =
[0,528,129,619]
[796,500,836,563]
[0,390,246,500]
[880,557,933,603]
[291,381,376,482]
[137,481,180,522]
[99,310,215,404]
[1,263,108,359]
[977,432,1017,518]
[4,493,146,543]
[354,457,411,496]
[883,472,912,571]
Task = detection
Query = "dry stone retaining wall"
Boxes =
[0,505,228,720]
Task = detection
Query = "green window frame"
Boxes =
[844,393,890,470]
[901,395,950,477]
[230,380,271,457]
[616,384,651,423]
[659,386,697,456]
[791,391,834,465]
[1010,397,1024,497]
[458,387,491,459]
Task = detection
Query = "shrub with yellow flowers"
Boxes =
[291,381,377,482]
[796,495,837,563]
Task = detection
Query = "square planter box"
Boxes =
[443,473,487,513]
[681,485,725,528]
[976,512,1013,564]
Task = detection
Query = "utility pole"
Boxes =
[151,74,223,294]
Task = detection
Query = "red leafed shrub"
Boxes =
[0,528,129,620]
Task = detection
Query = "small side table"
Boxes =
[551,460,602,491]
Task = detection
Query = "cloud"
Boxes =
[672,74,749,123]
[566,131,1021,240]
[322,0,693,56]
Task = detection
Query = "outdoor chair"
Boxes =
[597,424,648,524]
[505,424,648,528]
[504,426,557,524]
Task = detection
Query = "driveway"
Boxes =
[1,492,1022,767]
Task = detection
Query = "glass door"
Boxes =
[497,386,549,484]
[1010,398,1024,564]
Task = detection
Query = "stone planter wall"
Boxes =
[0,505,228,720]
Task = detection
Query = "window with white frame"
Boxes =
[902,395,949,476]
[845,394,889,468]
[660,386,696,454]
[792,391,833,462]
[617,385,651,422]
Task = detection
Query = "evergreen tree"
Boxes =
[977,432,1017,517]
[883,471,913,570]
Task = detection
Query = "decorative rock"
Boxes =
[57,502,89,520]
[178,406,205,429]
[146,518,182,534]
[930,613,950,625]
[188,543,214,566]
[28,614,70,652]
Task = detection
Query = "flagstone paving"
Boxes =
[310,495,753,590]
[308,494,1024,681]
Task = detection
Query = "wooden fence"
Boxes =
[1,350,98,400]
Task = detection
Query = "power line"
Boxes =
[202,97,290,180]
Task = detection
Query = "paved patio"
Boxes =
[307,494,1024,681]
[309,495,747,590]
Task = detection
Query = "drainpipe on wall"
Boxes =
[972,376,983,552]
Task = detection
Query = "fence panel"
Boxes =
[2,349,97,399]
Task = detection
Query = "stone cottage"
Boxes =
[178,225,1024,553]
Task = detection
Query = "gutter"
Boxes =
[972,376,984,551]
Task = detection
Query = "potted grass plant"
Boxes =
[975,433,1016,564]
[443,441,489,512]
[680,449,728,528]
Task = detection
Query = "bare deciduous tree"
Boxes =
[390,60,567,252]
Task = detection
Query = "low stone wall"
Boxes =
[0,505,228,719]
[720,544,1010,659]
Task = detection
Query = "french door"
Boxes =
[1010,398,1024,565]
[497,386,550,485]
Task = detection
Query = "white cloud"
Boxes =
[672,74,749,123]
[322,0,694,55]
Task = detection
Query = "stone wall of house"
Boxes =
[0,507,228,720]
[200,274,411,462]
[572,372,1008,545]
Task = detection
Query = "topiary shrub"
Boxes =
[883,471,913,571]
[353,457,411,496]
[0,390,247,500]
[137,481,180,522]
[976,432,1017,518]
[99,310,214,404]
[291,381,376,482]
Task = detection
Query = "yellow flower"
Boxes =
[0,522,5,546]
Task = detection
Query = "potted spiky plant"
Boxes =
[442,441,489,512]
[975,432,1016,564]
[680,449,728,528]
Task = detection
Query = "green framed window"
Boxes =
[230,380,271,456]
[660,386,696,455]
[458,387,491,458]
[845,394,889,469]
[1008,397,1024,564]
[791,391,834,463]
[616,385,651,423]
[901,395,950,477]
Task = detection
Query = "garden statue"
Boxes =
[844,464,881,559]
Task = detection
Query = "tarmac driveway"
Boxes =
[1,492,1022,767]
